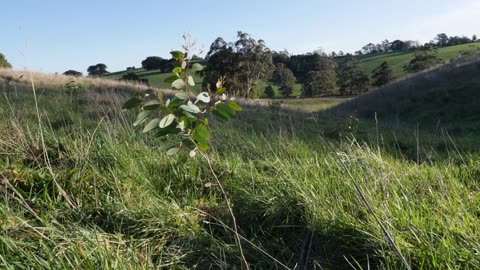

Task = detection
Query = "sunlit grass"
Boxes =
[0,69,479,269]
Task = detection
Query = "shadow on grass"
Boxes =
[227,196,385,269]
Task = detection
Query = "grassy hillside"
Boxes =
[349,42,480,79]
[103,43,480,99]
[105,68,204,93]
[327,54,480,131]
[1,68,479,269]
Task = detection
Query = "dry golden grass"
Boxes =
[0,68,177,95]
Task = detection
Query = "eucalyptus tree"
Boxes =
[203,32,274,98]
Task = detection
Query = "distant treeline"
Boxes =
[349,33,478,56]
[56,31,477,98]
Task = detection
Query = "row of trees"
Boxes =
[359,40,420,55]
[433,33,477,47]
[62,64,109,77]
[59,31,452,98]
[300,56,394,97]
[306,46,443,97]
[203,32,444,98]
[357,33,478,56]
[269,50,393,97]
[269,45,443,97]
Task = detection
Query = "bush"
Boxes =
[404,46,443,73]
[141,56,175,72]
[372,62,395,87]
[338,56,370,95]
[273,64,296,97]
[63,70,83,77]
[264,85,275,98]
[121,72,149,85]
[302,69,337,97]
[87,64,108,76]
[0,53,12,68]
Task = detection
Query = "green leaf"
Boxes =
[191,63,204,72]
[196,92,210,103]
[197,140,209,151]
[187,75,195,86]
[217,87,227,95]
[196,124,211,139]
[170,51,185,60]
[174,91,189,100]
[212,108,230,122]
[192,131,209,151]
[143,118,161,133]
[168,98,185,109]
[172,67,182,74]
[156,91,163,100]
[159,114,175,128]
[164,75,178,83]
[122,97,141,110]
[166,147,180,156]
[216,102,236,117]
[143,100,161,110]
[133,111,150,126]
[172,79,186,90]
[180,101,201,114]
[155,125,181,137]
[182,110,196,119]
[228,101,242,111]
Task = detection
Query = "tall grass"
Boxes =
[0,70,479,269]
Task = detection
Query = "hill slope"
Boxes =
[349,42,480,79]
[327,54,480,130]
[104,43,480,95]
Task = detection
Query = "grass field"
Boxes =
[1,68,479,269]
[105,68,204,93]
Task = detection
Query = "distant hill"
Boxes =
[103,43,480,97]
[103,67,204,92]
[327,54,480,130]
[346,42,480,79]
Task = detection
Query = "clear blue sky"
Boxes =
[2,0,479,73]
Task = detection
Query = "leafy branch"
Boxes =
[123,36,249,269]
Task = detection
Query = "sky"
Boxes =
[2,0,480,73]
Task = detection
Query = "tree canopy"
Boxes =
[141,56,174,72]
[87,64,108,76]
[63,70,83,77]
[203,32,274,98]
[263,85,275,98]
[0,53,12,68]
[404,46,443,73]
[338,56,370,95]
[372,61,395,87]
[272,63,296,97]
[302,57,337,97]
